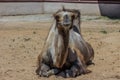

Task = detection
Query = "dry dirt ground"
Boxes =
[0,18,120,80]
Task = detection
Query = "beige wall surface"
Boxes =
[0,2,101,15]
[44,3,101,15]
[0,2,120,18]
[0,2,44,15]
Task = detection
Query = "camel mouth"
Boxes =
[63,22,71,27]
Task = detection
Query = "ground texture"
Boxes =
[0,17,120,80]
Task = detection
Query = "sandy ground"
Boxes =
[0,18,120,80]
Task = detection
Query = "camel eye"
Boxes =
[55,15,60,21]
[71,14,75,19]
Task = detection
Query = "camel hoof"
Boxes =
[57,71,66,78]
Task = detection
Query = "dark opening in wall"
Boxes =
[98,0,120,18]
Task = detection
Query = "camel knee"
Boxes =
[36,63,50,77]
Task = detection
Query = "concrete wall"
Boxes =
[0,2,101,16]
[44,3,101,15]
[0,2,120,18]
[0,2,44,15]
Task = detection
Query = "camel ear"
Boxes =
[53,13,56,18]
[71,13,75,20]
[62,6,65,11]
[53,13,59,20]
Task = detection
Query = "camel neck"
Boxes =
[54,29,69,68]
[58,29,69,50]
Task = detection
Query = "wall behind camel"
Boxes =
[0,3,44,15]
[0,2,100,16]
[44,2,101,15]
[0,2,120,18]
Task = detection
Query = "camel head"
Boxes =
[54,8,77,31]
